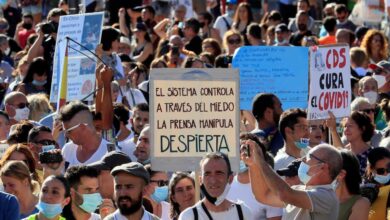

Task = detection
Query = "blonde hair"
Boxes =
[27,93,53,121]
[222,30,244,52]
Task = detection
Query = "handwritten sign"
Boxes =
[308,45,351,120]
[150,69,240,172]
[50,12,104,103]
[232,46,309,110]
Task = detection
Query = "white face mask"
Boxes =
[364,91,378,105]
[373,75,386,88]
[13,107,30,121]
[215,183,231,206]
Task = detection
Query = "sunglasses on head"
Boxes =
[227,38,241,45]
[150,180,169,187]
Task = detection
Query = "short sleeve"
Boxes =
[178,207,195,220]
[6,194,20,219]
[307,188,337,213]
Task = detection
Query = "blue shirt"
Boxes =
[0,191,20,220]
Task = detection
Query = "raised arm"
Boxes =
[26,29,44,62]
[118,8,130,37]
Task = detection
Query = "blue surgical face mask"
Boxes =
[295,138,309,149]
[239,160,248,173]
[32,79,47,86]
[298,162,322,185]
[374,173,390,184]
[36,201,63,219]
[79,192,103,213]
[151,186,168,203]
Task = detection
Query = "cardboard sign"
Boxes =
[308,45,351,120]
[150,69,240,172]
[232,46,309,110]
[50,12,104,103]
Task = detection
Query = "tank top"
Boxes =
[338,195,361,220]
[132,44,153,68]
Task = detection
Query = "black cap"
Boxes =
[89,151,132,171]
[134,5,155,15]
[276,159,301,177]
[275,23,289,33]
[111,162,150,184]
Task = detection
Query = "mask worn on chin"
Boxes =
[363,91,378,105]
[239,160,248,173]
[13,107,30,121]
[36,201,63,219]
[294,138,309,149]
[32,79,47,86]
[79,192,103,213]
[373,74,386,88]
[151,186,168,203]
[200,183,231,206]
[374,173,390,184]
[331,179,339,190]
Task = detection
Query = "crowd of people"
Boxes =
[0,0,390,219]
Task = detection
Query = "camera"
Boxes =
[39,151,63,164]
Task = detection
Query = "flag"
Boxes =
[56,40,69,111]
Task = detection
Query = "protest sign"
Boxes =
[50,12,104,103]
[232,46,309,110]
[0,143,8,158]
[150,69,240,172]
[308,45,351,120]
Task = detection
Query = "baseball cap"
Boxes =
[369,60,390,73]
[276,159,301,177]
[226,0,238,4]
[275,23,289,33]
[89,151,132,171]
[111,162,150,184]
[134,5,155,15]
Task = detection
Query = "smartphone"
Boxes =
[39,151,63,164]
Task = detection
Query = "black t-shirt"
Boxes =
[42,36,56,76]
[2,6,21,37]
[185,35,203,55]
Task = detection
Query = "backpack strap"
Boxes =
[222,17,231,30]
[192,206,199,220]
[236,204,243,220]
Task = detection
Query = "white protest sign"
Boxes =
[308,45,351,120]
[50,12,104,103]
[0,143,8,158]
[150,69,240,172]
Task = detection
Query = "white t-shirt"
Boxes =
[179,200,253,220]
[62,138,110,167]
[117,133,137,162]
[214,14,233,39]
[274,147,310,171]
[160,201,171,220]
[227,176,283,220]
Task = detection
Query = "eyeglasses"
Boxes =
[294,124,309,131]
[307,153,327,164]
[35,139,57,146]
[150,180,169,187]
[376,166,390,175]
[361,108,376,114]
[227,38,241,45]
[13,102,29,109]
[309,125,324,132]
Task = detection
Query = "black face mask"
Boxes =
[200,184,217,204]
[22,23,33,30]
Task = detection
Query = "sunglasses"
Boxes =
[150,180,169,187]
[227,38,241,45]
[13,102,29,109]
[362,108,376,114]
[35,139,57,146]
[376,166,390,175]
[63,123,83,135]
